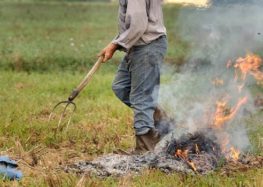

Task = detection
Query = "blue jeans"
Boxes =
[112,36,167,135]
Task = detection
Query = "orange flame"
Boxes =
[175,149,197,172]
[221,53,263,160]
[177,54,262,163]
[229,147,240,161]
[187,160,197,172]
[213,97,248,128]
[234,53,263,84]
[175,149,188,160]
[219,135,240,161]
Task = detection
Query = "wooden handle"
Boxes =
[76,57,103,92]
[68,57,104,101]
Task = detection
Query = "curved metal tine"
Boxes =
[48,100,69,124]
[57,101,76,131]
[65,102,77,132]
[57,101,72,130]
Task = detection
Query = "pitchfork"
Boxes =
[48,57,103,132]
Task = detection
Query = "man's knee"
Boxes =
[112,84,131,106]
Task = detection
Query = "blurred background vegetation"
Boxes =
[0,1,186,72]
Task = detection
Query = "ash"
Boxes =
[65,132,223,177]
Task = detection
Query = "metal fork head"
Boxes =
[48,100,76,133]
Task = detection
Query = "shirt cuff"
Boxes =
[112,35,129,52]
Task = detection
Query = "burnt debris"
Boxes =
[65,132,225,177]
[167,132,222,157]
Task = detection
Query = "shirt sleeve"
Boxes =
[112,0,148,51]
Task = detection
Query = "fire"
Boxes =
[219,134,240,161]
[175,149,188,160]
[172,53,262,167]
[234,53,263,84]
[187,160,197,172]
[229,147,240,161]
[213,96,248,128]
[175,149,197,172]
[211,53,263,160]
[212,91,247,159]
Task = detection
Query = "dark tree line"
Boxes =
[211,0,253,5]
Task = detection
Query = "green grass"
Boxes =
[0,1,187,72]
[0,1,262,187]
[0,2,119,71]
[0,70,262,187]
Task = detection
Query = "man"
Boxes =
[99,0,167,153]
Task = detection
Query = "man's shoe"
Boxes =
[134,128,161,153]
[113,129,161,155]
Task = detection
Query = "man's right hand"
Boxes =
[98,43,118,62]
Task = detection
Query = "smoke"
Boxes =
[159,2,263,152]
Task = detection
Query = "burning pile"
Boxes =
[65,132,223,176]
[65,54,263,177]
[166,132,222,173]
[65,131,263,177]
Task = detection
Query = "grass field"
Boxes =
[0,1,263,186]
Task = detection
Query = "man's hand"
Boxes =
[98,43,118,62]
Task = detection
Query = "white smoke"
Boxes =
[159,2,263,152]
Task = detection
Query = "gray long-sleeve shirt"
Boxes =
[112,0,167,51]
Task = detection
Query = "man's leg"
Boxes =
[130,37,167,152]
[112,37,167,153]
[129,49,160,135]
[130,37,167,137]
[112,55,131,107]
